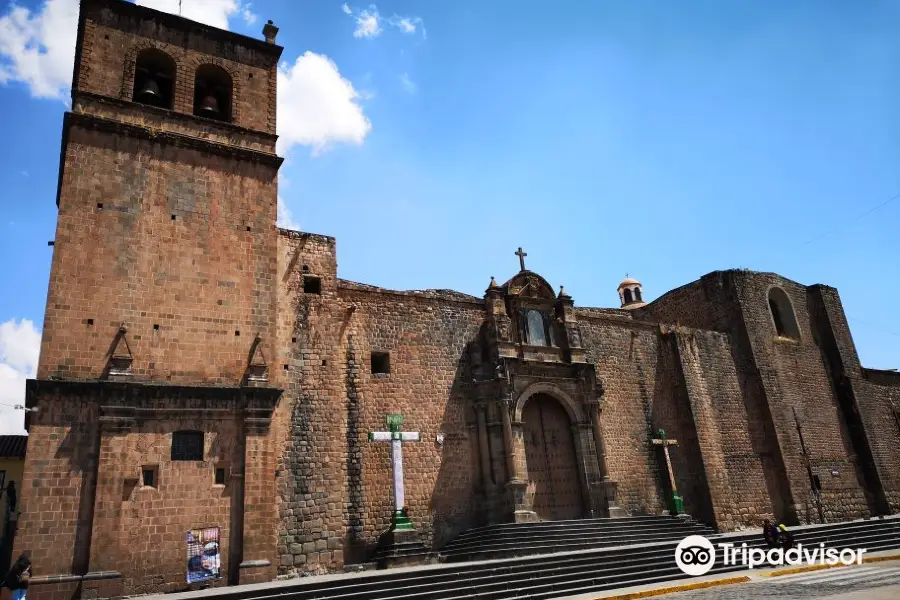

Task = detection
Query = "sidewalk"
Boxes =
[555,549,900,600]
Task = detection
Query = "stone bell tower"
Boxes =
[17,0,285,596]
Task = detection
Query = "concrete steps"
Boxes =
[216,515,900,600]
[440,515,717,562]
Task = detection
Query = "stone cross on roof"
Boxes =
[515,247,528,272]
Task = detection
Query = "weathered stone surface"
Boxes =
[13,2,900,599]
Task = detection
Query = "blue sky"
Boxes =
[0,0,898,432]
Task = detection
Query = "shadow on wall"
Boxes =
[53,400,101,576]
[649,337,715,526]
[343,334,366,565]
[429,341,480,551]
[632,358,660,516]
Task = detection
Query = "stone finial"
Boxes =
[558,285,568,298]
[263,19,279,44]
[489,276,499,288]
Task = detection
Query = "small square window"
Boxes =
[303,276,322,294]
[371,352,390,375]
[142,466,157,488]
[171,431,204,461]
[215,467,226,485]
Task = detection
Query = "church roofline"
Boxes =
[82,0,284,60]
[277,228,335,243]
[338,279,484,306]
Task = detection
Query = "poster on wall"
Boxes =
[186,527,221,583]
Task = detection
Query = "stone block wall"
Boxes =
[857,370,900,511]
[576,315,668,517]
[733,273,870,523]
[88,412,240,594]
[273,229,487,572]
[15,381,279,596]
[74,0,280,135]
[13,386,100,579]
[40,127,279,385]
[671,328,774,530]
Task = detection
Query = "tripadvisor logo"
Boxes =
[675,535,716,576]
[674,535,868,577]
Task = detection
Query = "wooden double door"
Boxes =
[522,394,584,521]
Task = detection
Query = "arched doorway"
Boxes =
[522,394,584,520]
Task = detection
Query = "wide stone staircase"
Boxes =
[208,515,900,600]
[439,515,716,562]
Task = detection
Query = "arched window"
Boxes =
[171,430,204,461]
[623,288,633,304]
[194,64,232,122]
[525,309,548,346]
[768,287,800,340]
[634,287,642,302]
[132,49,175,109]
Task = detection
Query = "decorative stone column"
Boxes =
[588,402,627,518]
[556,286,586,363]
[501,397,536,522]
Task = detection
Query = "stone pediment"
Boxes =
[502,271,556,300]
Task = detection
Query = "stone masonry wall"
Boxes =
[13,386,100,580]
[808,284,899,515]
[732,273,870,523]
[76,0,280,135]
[671,328,774,530]
[88,409,241,595]
[857,370,900,511]
[576,315,668,517]
[273,230,485,572]
[40,127,279,385]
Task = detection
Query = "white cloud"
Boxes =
[388,15,425,37]
[341,4,426,40]
[0,0,79,99]
[276,51,371,156]
[353,5,381,39]
[0,0,252,100]
[0,319,41,436]
[241,2,257,25]
[277,196,301,231]
[400,72,416,94]
[136,0,238,31]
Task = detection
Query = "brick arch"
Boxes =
[120,41,183,102]
[514,382,584,423]
[767,285,801,340]
[184,55,243,124]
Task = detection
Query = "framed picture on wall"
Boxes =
[186,527,221,583]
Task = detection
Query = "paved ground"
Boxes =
[656,561,900,599]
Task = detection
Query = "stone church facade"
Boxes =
[14,1,900,598]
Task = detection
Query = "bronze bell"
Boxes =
[199,94,219,116]
[136,77,160,102]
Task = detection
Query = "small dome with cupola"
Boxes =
[618,275,646,309]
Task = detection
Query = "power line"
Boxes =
[847,316,900,339]
[800,192,900,247]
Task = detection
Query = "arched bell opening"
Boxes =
[132,49,176,109]
[193,64,233,122]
